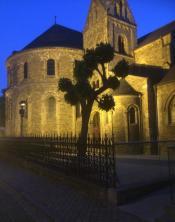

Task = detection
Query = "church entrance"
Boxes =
[92,112,101,138]
[127,106,140,141]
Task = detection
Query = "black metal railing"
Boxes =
[0,135,117,188]
[168,145,175,204]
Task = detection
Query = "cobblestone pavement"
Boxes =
[0,159,144,222]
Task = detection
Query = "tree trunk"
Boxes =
[77,102,93,156]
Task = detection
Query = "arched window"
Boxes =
[24,62,28,79]
[47,59,55,76]
[119,0,123,16]
[168,96,175,124]
[125,7,128,19]
[116,4,120,16]
[47,97,56,119]
[128,106,138,125]
[93,112,100,128]
[92,80,100,89]
[118,35,125,54]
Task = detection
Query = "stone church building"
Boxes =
[5,0,175,142]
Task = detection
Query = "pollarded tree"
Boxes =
[58,43,129,154]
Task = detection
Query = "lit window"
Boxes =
[47,59,55,76]
[24,62,28,79]
[168,96,175,124]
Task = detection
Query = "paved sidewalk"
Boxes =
[120,188,173,222]
[0,159,144,222]
[116,156,169,186]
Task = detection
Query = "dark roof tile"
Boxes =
[113,79,139,96]
[22,24,83,51]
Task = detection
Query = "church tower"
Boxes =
[83,0,137,63]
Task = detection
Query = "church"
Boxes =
[5,0,175,142]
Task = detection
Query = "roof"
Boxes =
[159,65,175,85]
[129,64,167,84]
[22,24,83,51]
[113,79,139,96]
[137,21,175,48]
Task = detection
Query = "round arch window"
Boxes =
[128,106,138,125]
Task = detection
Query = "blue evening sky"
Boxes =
[0,0,175,94]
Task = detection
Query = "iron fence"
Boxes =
[0,135,117,188]
[1,137,175,194]
[168,145,175,204]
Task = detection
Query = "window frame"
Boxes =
[47,59,55,76]
[24,62,28,79]
[128,106,138,125]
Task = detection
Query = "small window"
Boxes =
[168,96,175,124]
[24,62,28,79]
[47,59,55,76]
[92,80,99,89]
[116,4,120,16]
[128,107,137,125]
[119,0,123,16]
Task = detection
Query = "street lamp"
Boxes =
[19,100,26,137]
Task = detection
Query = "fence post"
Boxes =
[168,146,175,204]
[105,136,109,189]
[112,136,119,187]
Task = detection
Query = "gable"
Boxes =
[84,0,106,32]
[100,0,135,25]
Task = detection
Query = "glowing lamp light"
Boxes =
[19,100,27,118]
[20,100,26,108]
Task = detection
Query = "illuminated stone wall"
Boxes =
[83,0,108,49]
[5,47,82,136]
[134,34,172,68]
[157,81,175,140]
